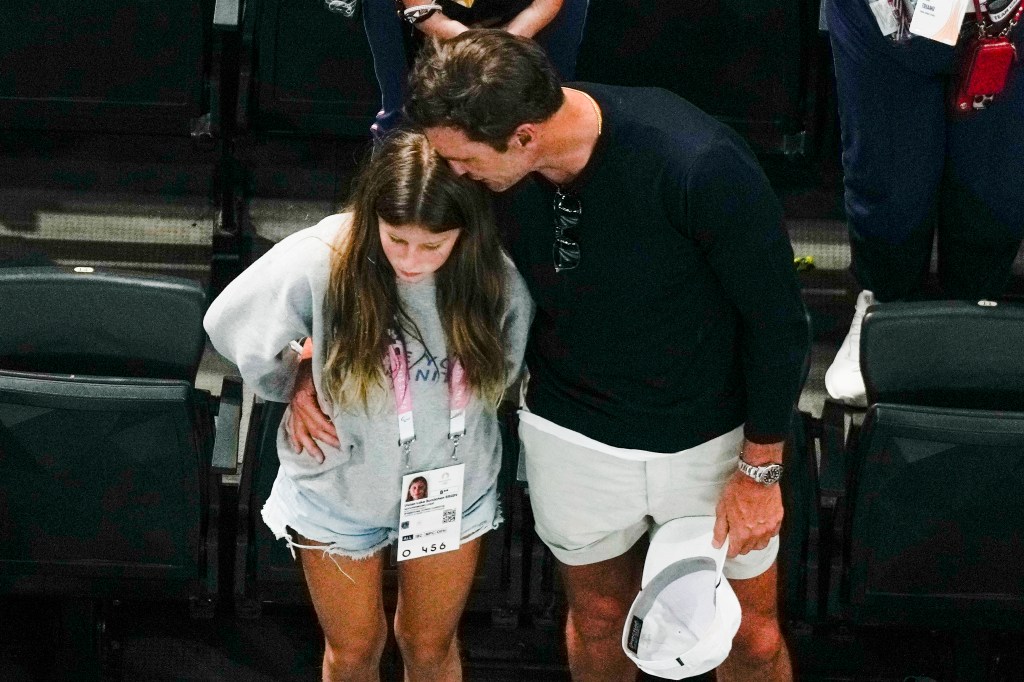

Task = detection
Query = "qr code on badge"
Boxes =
[442,509,456,524]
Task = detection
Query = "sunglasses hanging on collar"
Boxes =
[552,188,582,273]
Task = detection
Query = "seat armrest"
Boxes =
[234,398,266,617]
[816,399,867,623]
[818,399,853,502]
[194,469,221,619]
[212,376,243,474]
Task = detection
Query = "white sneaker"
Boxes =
[824,290,875,407]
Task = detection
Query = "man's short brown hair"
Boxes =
[406,29,565,151]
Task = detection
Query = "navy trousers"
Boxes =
[827,0,1024,301]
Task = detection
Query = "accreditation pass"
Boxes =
[909,0,970,45]
[397,463,465,561]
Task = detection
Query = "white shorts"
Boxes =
[519,415,778,580]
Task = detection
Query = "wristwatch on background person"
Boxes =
[737,458,784,485]
[398,2,443,24]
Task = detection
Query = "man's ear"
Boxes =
[513,124,537,149]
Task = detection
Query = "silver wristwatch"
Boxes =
[737,459,783,485]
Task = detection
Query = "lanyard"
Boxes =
[386,328,469,467]
[974,0,1024,37]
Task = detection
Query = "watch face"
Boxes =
[740,460,783,484]
[760,466,783,485]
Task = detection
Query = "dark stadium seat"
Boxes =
[0,267,240,618]
[0,0,248,296]
[232,400,306,614]
[0,0,235,142]
[235,0,379,137]
[233,398,525,625]
[860,301,1024,414]
[819,301,1024,676]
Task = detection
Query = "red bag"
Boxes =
[951,37,1018,115]
[950,0,1024,114]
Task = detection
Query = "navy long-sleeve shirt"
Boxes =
[498,82,809,452]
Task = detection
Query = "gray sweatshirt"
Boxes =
[204,214,534,532]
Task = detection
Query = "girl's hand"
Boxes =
[287,357,339,464]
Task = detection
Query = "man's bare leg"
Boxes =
[558,538,646,682]
[717,562,793,682]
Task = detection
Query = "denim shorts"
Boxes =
[261,470,503,561]
[520,417,777,579]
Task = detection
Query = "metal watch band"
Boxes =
[400,3,442,24]
[737,459,783,485]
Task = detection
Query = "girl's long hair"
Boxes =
[323,129,508,410]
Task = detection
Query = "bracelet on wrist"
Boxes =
[399,2,443,24]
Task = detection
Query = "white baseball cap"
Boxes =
[621,516,742,679]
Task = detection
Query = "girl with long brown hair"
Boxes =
[204,129,532,681]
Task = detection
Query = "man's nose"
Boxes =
[448,160,468,177]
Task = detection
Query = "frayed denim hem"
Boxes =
[260,484,504,570]
[261,501,397,567]
[270,526,396,584]
[461,501,504,544]
[277,527,398,564]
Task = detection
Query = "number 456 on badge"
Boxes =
[396,464,464,561]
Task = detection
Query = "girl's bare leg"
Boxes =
[393,536,484,682]
[299,538,389,682]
